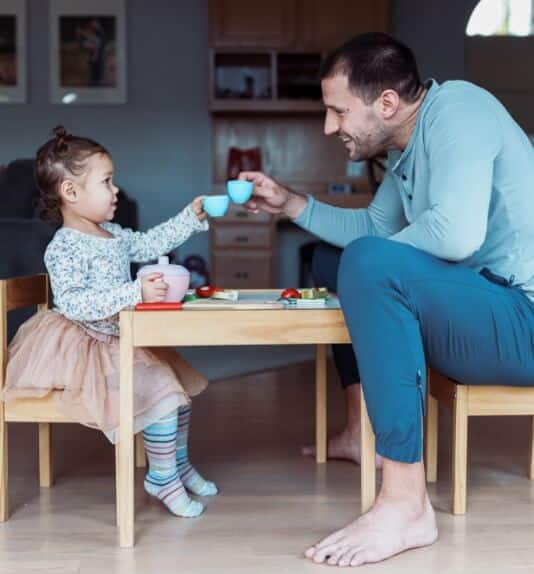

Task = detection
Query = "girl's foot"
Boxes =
[177,461,218,496]
[144,471,204,518]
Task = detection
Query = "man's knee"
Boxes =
[338,236,393,289]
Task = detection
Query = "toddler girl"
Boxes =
[2,126,217,517]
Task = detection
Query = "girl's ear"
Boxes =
[59,179,77,204]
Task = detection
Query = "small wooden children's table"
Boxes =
[117,291,374,547]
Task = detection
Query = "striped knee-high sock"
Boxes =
[143,409,204,517]
[176,405,218,496]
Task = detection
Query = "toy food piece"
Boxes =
[280,288,301,299]
[196,285,217,298]
[300,287,328,299]
[211,289,239,301]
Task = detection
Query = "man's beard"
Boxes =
[340,127,389,161]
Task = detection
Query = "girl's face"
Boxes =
[62,153,119,224]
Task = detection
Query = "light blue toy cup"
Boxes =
[203,195,230,217]
[227,180,254,204]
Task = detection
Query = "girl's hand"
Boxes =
[191,196,207,222]
[141,273,168,303]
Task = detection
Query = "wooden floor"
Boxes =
[2,360,534,573]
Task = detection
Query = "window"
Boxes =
[466,0,534,36]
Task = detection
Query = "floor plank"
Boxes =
[1,360,534,573]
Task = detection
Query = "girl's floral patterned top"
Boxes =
[44,204,208,336]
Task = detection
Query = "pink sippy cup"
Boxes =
[137,256,190,302]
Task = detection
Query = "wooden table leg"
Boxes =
[360,389,376,513]
[38,423,53,488]
[315,344,327,464]
[119,312,135,548]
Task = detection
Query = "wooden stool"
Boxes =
[424,369,534,514]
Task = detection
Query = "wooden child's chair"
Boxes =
[0,274,146,540]
[359,370,534,516]
[424,369,534,514]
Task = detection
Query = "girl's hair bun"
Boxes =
[53,125,68,140]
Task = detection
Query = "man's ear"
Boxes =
[377,89,400,120]
[59,179,78,204]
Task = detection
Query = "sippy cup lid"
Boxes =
[137,256,190,278]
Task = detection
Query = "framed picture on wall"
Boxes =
[49,0,127,104]
[0,0,26,104]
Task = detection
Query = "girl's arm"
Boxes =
[45,245,142,322]
[107,203,208,263]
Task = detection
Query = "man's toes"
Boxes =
[338,547,360,567]
[350,550,367,567]
[326,545,350,565]
[312,542,345,563]
[314,528,346,550]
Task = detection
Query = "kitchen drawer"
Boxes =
[223,204,272,224]
[212,223,273,248]
[212,250,274,288]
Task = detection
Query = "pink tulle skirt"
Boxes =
[2,310,208,438]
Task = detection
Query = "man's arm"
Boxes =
[293,170,406,248]
[390,96,502,261]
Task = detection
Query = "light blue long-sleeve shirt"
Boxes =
[295,79,534,300]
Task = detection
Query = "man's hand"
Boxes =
[238,171,307,220]
[141,272,168,303]
[191,196,207,222]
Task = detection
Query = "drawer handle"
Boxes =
[236,211,248,218]
[234,271,249,279]
[235,235,249,243]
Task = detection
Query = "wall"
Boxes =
[0,0,212,262]
[392,0,475,81]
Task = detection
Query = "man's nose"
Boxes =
[324,110,339,136]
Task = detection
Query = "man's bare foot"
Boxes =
[301,428,383,468]
[304,493,438,567]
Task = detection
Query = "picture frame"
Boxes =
[0,0,27,104]
[49,0,127,104]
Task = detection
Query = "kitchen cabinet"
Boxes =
[294,0,390,51]
[209,0,295,48]
[209,0,390,52]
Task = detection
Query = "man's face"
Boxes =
[321,74,390,161]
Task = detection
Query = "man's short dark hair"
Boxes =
[320,32,422,104]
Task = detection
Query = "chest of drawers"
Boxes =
[210,203,277,288]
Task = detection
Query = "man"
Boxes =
[240,33,534,567]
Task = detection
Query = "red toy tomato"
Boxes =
[196,285,217,298]
[280,288,301,299]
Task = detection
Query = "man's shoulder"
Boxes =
[423,80,498,120]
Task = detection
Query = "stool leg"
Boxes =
[452,385,468,515]
[360,388,376,513]
[38,423,53,488]
[135,433,146,468]
[425,391,439,483]
[529,416,534,480]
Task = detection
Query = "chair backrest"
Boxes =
[0,274,49,395]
